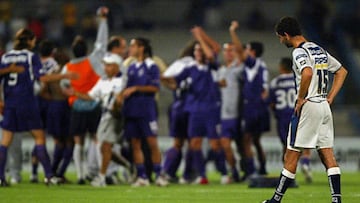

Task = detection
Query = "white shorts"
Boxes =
[287,101,334,152]
[96,114,119,144]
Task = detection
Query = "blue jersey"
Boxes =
[269,73,296,121]
[175,61,221,113]
[123,58,160,118]
[0,49,43,107]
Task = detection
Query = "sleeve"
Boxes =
[148,64,160,88]
[175,67,191,85]
[327,52,342,73]
[244,55,256,68]
[88,80,102,99]
[269,78,277,104]
[89,18,108,77]
[32,54,44,80]
[163,60,184,77]
[292,48,312,72]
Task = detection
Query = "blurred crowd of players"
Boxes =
[0,7,313,187]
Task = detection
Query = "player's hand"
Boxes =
[97,6,109,18]
[218,79,227,87]
[9,63,25,73]
[295,98,307,116]
[191,26,203,40]
[229,21,239,32]
[327,97,334,105]
[63,72,79,80]
[62,87,75,97]
[122,86,137,98]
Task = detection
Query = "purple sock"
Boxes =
[163,147,181,177]
[31,147,38,175]
[215,150,227,176]
[182,150,192,180]
[300,157,310,166]
[136,164,147,179]
[153,163,162,178]
[0,145,8,180]
[192,150,206,178]
[57,146,73,177]
[245,158,256,176]
[52,144,64,174]
[35,145,53,178]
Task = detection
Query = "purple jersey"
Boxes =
[123,58,160,118]
[0,50,43,107]
[175,62,221,113]
[269,73,296,123]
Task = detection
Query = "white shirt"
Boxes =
[292,42,341,101]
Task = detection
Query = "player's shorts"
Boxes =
[287,101,334,152]
[38,97,49,128]
[96,113,119,143]
[1,105,43,132]
[69,105,101,136]
[242,104,270,135]
[276,117,291,146]
[47,100,70,138]
[123,116,158,139]
[221,118,239,139]
[188,108,220,139]
[169,104,189,138]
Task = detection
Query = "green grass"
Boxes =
[0,172,359,203]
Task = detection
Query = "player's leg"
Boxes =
[7,132,23,184]
[300,149,312,183]
[189,136,207,184]
[220,137,239,182]
[318,148,341,203]
[56,136,74,182]
[0,129,14,185]
[242,131,256,179]
[30,146,39,183]
[131,137,150,186]
[252,132,267,175]
[86,107,102,181]
[210,138,229,184]
[163,137,184,180]
[51,138,65,175]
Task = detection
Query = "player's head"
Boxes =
[71,35,88,58]
[279,57,293,73]
[222,42,235,64]
[246,41,263,58]
[275,17,302,48]
[107,36,127,58]
[102,53,121,77]
[179,40,197,58]
[193,42,206,64]
[14,28,36,50]
[129,37,152,59]
[39,40,56,57]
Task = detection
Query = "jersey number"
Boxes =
[8,73,18,86]
[317,69,328,94]
[275,88,296,110]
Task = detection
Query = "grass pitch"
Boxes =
[0,171,359,203]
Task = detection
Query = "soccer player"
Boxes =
[229,21,270,178]
[61,7,109,184]
[262,16,347,203]
[161,41,196,182]
[116,37,168,187]
[269,57,312,183]
[0,28,74,186]
[68,53,125,187]
[217,41,243,182]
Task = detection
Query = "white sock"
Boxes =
[73,144,84,180]
[96,142,102,171]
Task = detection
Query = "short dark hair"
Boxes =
[280,57,293,71]
[275,16,302,37]
[134,37,152,58]
[14,28,35,50]
[107,36,125,52]
[249,41,264,57]
[39,40,55,57]
[71,36,87,58]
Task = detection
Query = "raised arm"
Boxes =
[327,67,347,105]
[229,21,246,62]
[192,26,215,62]
[198,27,221,54]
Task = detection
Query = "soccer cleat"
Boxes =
[91,176,106,187]
[261,200,270,203]
[301,164,313,183]
[220,175,231,185]
[192,176,209,185]
[155,175,169,187]
[232,171,241,183]
[44,176,60,186]
[105,174,120,185]
[57,176,72,184]
[131,177,150,187]
[178,177,190,184]
[30,174,39,183]
[0,179,9,187]
[77,178,86,185]
[10,178,20,185]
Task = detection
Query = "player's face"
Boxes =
[104,63,119,77]
[277,33,292,48]
[194,43,205,64]
[129,39,140,57]
[29,38,36,49]
[222,43,235,63]
[113,39,128,58]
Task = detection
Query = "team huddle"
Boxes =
[0,7,347,203]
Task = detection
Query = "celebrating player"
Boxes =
[262,16,347,203]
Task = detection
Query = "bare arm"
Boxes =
[327,67,347,105]
[0,63,25,75]
[295,67,312,115]
[192,27,216,62]
[229,21,246,62]
[122,85,159,98]
[160,76,177,90]
[199,28,221,54]
[40,72,78,83]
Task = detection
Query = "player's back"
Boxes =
[0,49,42,106]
